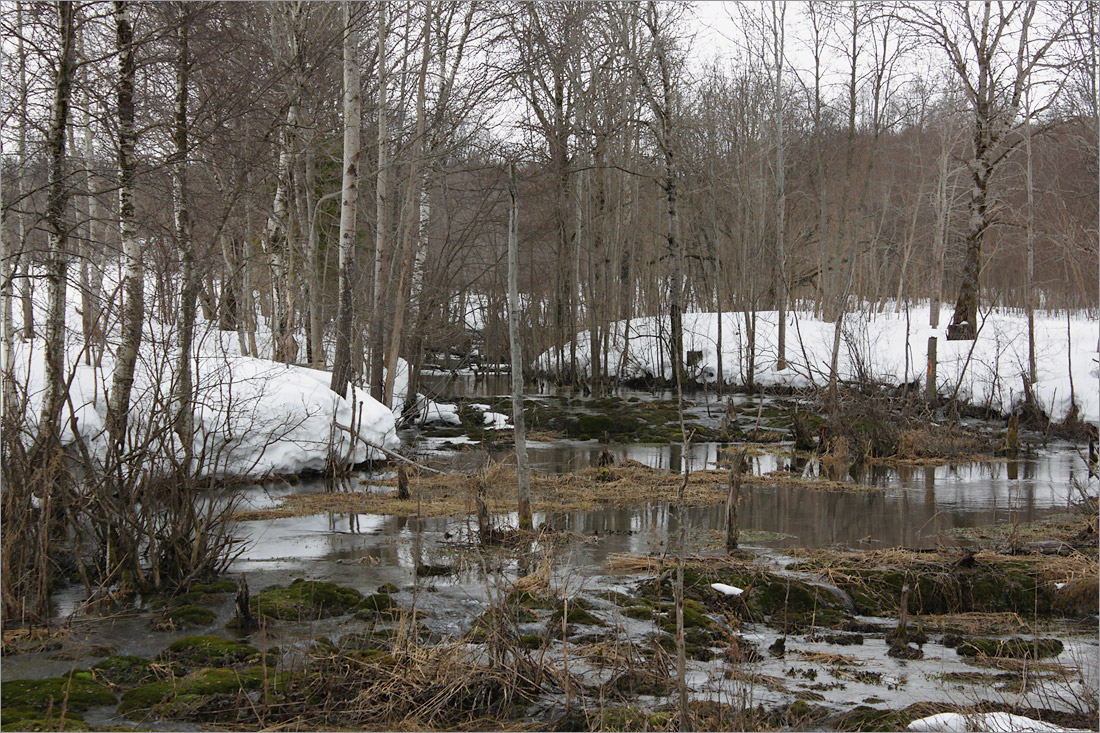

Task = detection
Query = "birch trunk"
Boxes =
[17,2,33,344]
[383,5,431,409]
[78,25,103,367]
[331,1,361,396]
[507,165,532,530]
[772,1,787,370]
[37,1,76,455]
[172,5,196,463]
[369,2,388,402]
[106,0,143,463]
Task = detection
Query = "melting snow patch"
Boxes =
[710,582,744,597]
[482,411,511,429]
[908,712,1067,732]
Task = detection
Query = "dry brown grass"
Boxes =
[1,626,69,654]
[233,463,881,523]
[605,552,767,575]
[892,427,997,461]
[796,651,864,667]
[923,612,1031,635]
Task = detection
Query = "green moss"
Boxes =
[176,667,262,695]
[252,578,365,620]
[575,413,616,438]
[116,681,175,715]
[117,666,274,716]
[163,604,216,628]
[506,589,555,610]
[1,677,116,712]
[795,555,1056,617]
[655,632,713,661]
[347,649,397,664]
[656,599,714,634]
[0,706,88,731]
[518,634,545,649]
[91,655,155,687]
[625,605,653,620]
[377,583,400,594]
[599,707,673,730]
[550,600,603,626]
[158,635,263,670]
[191,579,237,594]
[956,637,1064,659]
[829,705,908,731]
[609,668,672,697]
[354,592,401,620]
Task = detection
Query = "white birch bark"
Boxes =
[330,1,361,396]
[106,0,143,460]
[507,164,532,529]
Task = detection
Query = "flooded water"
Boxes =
[6,381,1097,728]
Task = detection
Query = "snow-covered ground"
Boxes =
[537,305,1100,424]
[9,286,400,478]
[7,273,516,477]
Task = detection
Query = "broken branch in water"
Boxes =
[333,421,446,475]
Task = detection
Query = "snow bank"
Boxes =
[537,305,1100,424]
[12,281,399,478]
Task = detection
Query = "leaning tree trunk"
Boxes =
[330,1,361,397]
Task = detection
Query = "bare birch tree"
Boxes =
[907,1,1076,340]
[105,0,143,468]
[330,1,361,397]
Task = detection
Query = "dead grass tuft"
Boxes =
[233,463,885,523]
[893,427,998,461]
[796,651,864,667]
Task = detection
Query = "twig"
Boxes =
[332,422,446,474]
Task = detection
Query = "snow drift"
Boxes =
[537,305,1100,425]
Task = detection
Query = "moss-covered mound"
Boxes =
[158,604,217,630]
[117,666,275,717]
[91,655,156,687]
[549,598,603,626]
[157,635,264,670]
[354,592,401,621]
[956,637,1065,659]
[162,579,237,608]
[1,675,116,713]
[633,561,851,631]
[0,706,88,732]
[252,578,365,620]
[790,550,1065,617]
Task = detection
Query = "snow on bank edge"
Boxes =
[537,306,1100,425]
